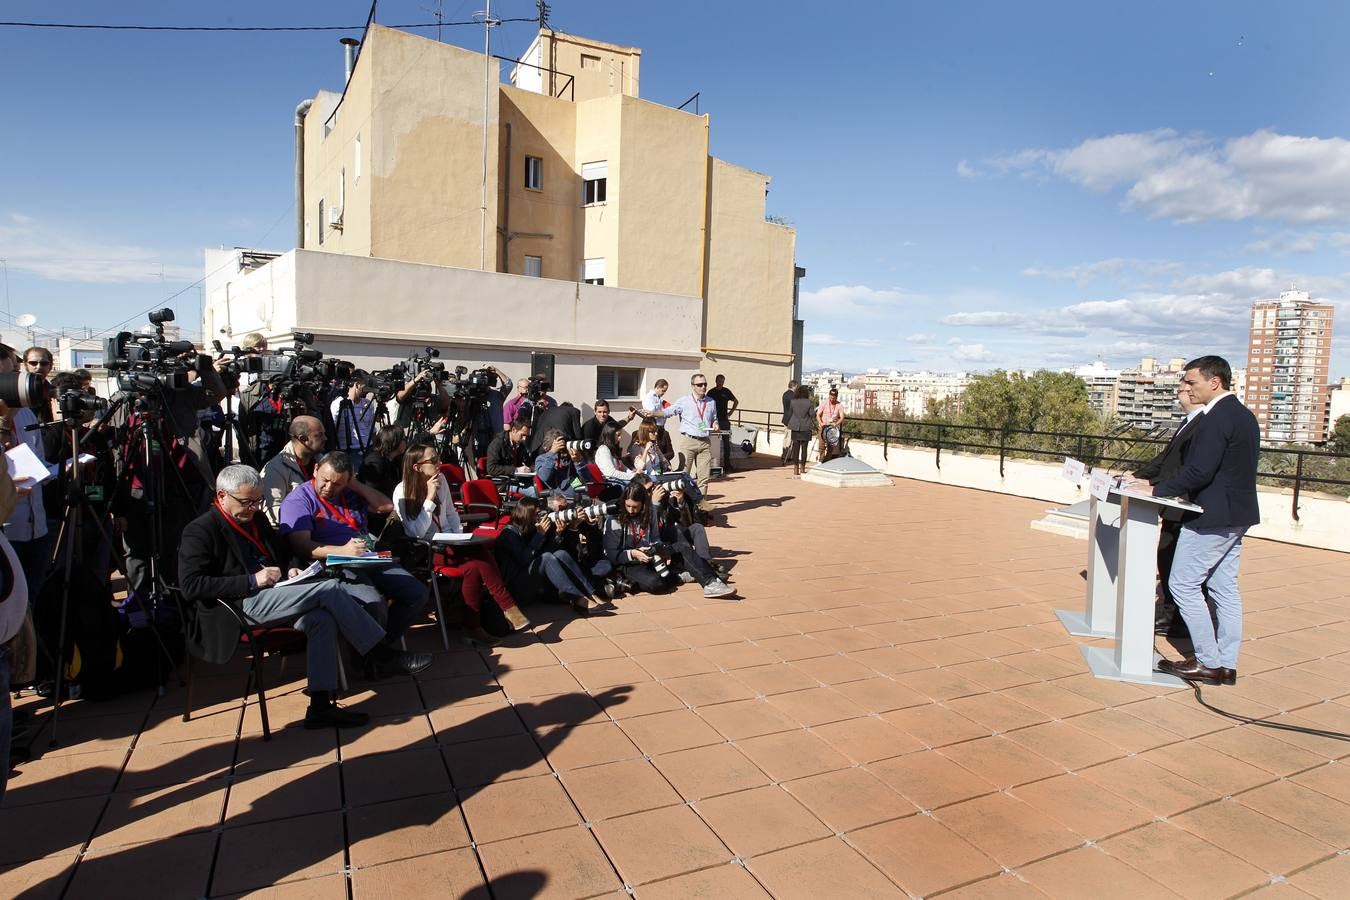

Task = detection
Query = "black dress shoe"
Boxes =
[1221,668,1237,685]
[364,646,434,680]
[304,702,370,729]
[1156,656,1224,685]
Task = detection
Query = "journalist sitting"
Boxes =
[602,482,733,598]
[633,421,705,505]
[650,476,728,583]
[279,451,430,658]
[527,400,584,456]
[593,423,637,483]
[262,415,391,525]
[179,466,430,728]
[485,417,534,479]
[392,440,528,642]
[495,495,603,615]
[533,429,594,498]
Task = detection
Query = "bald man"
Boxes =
[260,415,391,525]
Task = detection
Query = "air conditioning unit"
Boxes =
[327,205,344,230]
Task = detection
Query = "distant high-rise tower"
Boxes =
[1245,290,1335,444]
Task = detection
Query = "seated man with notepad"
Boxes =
[180,465,431,728]
[279,451,430,669]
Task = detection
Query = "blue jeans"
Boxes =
[1169,526,1246,668]
[532,550,594,601]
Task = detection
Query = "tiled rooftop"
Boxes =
[5,457,1350,898]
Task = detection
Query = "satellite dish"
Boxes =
[15,313,36,328]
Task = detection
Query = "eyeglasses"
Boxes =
[692,382,707,387]
[415,459,439,468]
[26,359,52,369]
[226,492,264,508]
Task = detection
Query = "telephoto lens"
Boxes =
[565,440,593,452]
[0,371,51,409]
[651,551,672,579]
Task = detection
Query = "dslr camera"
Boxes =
[564,439,592,453]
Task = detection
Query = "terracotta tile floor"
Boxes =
[6,456,1350,897]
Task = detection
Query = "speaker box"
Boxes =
[530,352,555,391]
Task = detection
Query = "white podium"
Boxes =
[1055,492,1120,638]
[1074,487,1201,688]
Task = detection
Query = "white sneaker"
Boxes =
[703,579,736,599]
[677,571,696,584]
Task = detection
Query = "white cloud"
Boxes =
[905,333,934,343]
[956,160,978,178]
[951,342,995,362]
[0,212,197,283]
[853,338,882,347]
[805,333,847,346]
[941,311,1025,326]
[973,128,1350,224]
[798,283,919,317]
[1022,257,1182,286]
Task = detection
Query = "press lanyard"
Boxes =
[214,500,273,564]
[311,480,361,532]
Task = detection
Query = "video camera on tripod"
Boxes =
[104,308,204,396]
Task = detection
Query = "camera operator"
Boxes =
[330,373,378,469]
[476,364,512,446]
[278,451,429,658]
[496,495,603,615]
[22,347,55,424]
[42,371,116,580]
[533,429,594,498]
[485,417,535,479]
[502,377,557,427]
[261,415,392,526]
[1,349,53,603]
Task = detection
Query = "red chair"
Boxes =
[583,464,606,501]
[461,478,510,533]
[439,462,467,507]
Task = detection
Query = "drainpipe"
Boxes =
[294,99,313,248]
[500,122,511,272]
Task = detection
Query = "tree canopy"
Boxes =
[957,369,1099,434]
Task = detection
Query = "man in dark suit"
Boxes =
[527,401,583,456]
[780,380,800,463]
[1132,385,1204,637]
[179,465,430,728]
[1148,356,1260,685]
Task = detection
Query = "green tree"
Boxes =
[958,370,1098,434]
[1331,414,1350,455]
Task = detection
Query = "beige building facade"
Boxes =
[278,24,799,413]
[1246,291,1335,444]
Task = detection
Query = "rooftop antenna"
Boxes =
[477,4,501,271]
[421,0,445,41]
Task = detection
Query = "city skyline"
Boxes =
[3,2,1350,379]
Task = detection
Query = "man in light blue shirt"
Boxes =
[666,373,719,494]
[330,377,377,468]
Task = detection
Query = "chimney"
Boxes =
[340,37,360,85]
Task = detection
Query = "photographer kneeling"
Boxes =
[602,482,734,598]
[179,466,430,728]
[278,452,430,668]
[496,496,603,615]
[393,440,528,644]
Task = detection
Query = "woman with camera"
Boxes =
[603,482,734,599]
[393,441,528,643]
[494,496,603,615]
[642,475,729,584]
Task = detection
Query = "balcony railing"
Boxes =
[731,408,1350,522]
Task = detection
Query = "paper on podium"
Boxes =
[433,532,474,543]
[6,443,53,486]
[1111,486,1202,514]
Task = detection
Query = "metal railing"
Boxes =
[730,408,1350,522]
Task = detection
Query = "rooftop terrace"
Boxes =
[5,458,1350,898]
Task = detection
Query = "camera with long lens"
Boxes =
[649,545,673,579]
[103,308,200,396]
[544,500,615,526]
[0,371,51,409]
[564,439,592,453]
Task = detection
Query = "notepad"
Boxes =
[432,532,474,543]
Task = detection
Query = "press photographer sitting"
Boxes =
[593,423,637,483]
[533,429,595,497]
[485,417,534,479]
[179,465,430,729]
[602,482,733,598]
[495,495,604,614]
[392,440,528,643]
[278,451,430,658]
[646,474,727,583]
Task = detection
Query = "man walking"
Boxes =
[668,374,718,495]
[1150,356,1259,686]
[780,379,799,463]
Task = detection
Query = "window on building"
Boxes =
[582,257,605,285]
[524,255,542,277]
[525,156,543,190]
[354,134,362,183]
[597,366,642,400]
[318,198,325,245]
[581,53,601,70]
[582,161,608,205]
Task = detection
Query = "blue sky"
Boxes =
[3,1,1349,377]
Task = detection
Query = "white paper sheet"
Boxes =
[6,443,53,485]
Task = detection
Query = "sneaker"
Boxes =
[677,571,697,584]
[304,702,370,729]
[703,579,736,599]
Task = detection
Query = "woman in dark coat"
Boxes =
[785,385,816,476]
